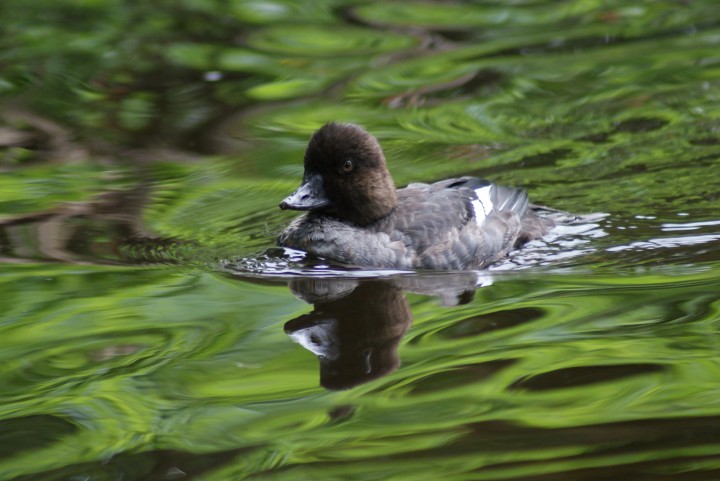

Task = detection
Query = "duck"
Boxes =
[277,122,553,270]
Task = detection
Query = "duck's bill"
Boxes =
[280,173,331,211]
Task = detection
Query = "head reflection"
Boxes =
[284,279,411,390]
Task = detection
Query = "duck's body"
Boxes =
[278,123,553,270]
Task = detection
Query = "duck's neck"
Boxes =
[351,168,398,226]
[321,178,397,227]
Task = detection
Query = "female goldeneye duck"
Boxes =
[278,122,553,270]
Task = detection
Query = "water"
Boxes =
[2,0,720,480]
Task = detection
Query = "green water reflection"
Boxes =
[2,0,720,480]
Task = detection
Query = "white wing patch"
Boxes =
[470,185,494,224]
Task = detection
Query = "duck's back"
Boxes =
[383,177,544,269]
[278,176,553,270]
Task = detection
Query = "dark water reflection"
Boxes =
[283,274,502,390]
[285,279,412,390]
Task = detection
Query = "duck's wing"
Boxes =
[394,177,532,269]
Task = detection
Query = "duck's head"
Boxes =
[280,122,398,226]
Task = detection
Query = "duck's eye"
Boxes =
[342,159,353,173]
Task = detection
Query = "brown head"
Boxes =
[279,122,398,226]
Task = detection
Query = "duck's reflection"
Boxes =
[285,279,411,390]
[283,273,485,390]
